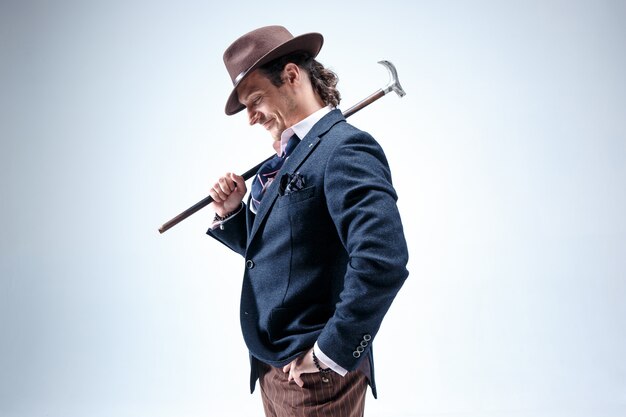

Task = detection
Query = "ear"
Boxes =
[282,63,301,85]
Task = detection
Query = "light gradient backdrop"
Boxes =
[1,1,625,416]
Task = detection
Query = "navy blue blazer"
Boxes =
[207,109,409,396]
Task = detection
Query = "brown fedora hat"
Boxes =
[223,25,324,115]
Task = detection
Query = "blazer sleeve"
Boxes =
[317,130,409,371]
[206,204,248,257]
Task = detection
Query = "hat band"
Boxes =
[234,69,248,86]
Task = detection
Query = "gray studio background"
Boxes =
[1,1,625,416]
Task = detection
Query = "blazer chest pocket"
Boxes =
[277,185,316,208]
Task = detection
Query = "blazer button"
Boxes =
[363,334,372,341]
[353,351,361,358]
[246,259,255,269]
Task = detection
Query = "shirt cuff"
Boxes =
[314,341,348,377]
[209,203,244,230]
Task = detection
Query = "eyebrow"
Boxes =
[239,88,262,107]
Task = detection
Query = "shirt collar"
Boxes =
[279,106,332,155]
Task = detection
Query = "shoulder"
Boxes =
[325,120,385,157]
[313,109,389,165]
[321,114,377,147]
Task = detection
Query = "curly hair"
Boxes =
[259,51,341,108]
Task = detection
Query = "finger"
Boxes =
[218,176,234,195]
[230,173,247,195]
[225,172,237,190]
[208,188,219,202]
[282,363,291,373]
[209,183,227,202]
[292,370,304,388]
[287,363,306,388]
[212,180,231,200]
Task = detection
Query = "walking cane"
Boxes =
[158,60,405,234]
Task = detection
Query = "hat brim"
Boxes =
[225,32,324,115]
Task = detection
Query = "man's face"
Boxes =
[236,69,298,142]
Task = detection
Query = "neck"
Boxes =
[293,93,324,124]
[289,71,325,124]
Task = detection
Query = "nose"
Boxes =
[247,108,259,126]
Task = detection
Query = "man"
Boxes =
[207,25,409,416]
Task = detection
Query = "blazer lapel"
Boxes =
[247,109,345,245]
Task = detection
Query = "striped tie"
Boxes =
[250,134,300,213]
